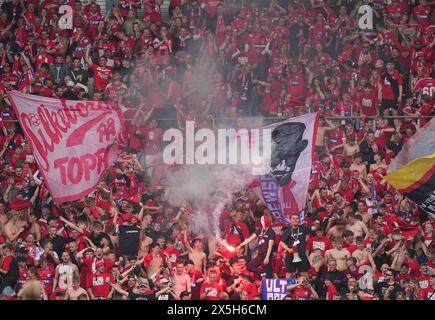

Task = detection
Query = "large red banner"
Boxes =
[8,90,126,203]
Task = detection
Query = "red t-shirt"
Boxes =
[91,64,112,91]
[90,272,114,298]
[291,287,312,300]
[421,286,435,300]
[306,236,333,256]
[358,92,378,116]
[418,275,431,290]
[1,255,13,272]
[413,6,432,27]
[200,281,222,300]
[37,266,55,296]
[381,71,403,100]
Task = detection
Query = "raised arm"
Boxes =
[235,233,257,250]
[84,47,93,68]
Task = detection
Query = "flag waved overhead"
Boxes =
[8,90,126,203]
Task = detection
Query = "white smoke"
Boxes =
[164,164,254,241]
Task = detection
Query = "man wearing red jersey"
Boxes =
[308,13,330,47]
[140,118,163,178]
[223,209,250,247]
[88,260,114,300]
[307,229,333,257]
[187,259,204,300]
[85,47,112,92]
[104,71,127,101]
[287,276,319,300]
[200,269,222,300]
[83,3,102,39]
[37,256,55,297]
[421,275,435,300]
[418,264,431,290]
[287,64,305,100]
[374,117,395,151]
[413,0,432,27]
[379,60,403,117]
[357,84,379,117]
[70,27,91,59]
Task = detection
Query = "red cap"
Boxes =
[96,260,105,268]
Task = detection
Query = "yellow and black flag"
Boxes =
[384,118,435,218]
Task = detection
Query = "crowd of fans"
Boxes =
[0,0,434,300]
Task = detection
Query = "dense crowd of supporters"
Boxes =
[0,0,434,300]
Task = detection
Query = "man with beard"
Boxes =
[280,215,311,278]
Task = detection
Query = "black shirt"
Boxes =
[321,269,348,294]
[118,225,140,257]
[281,225,311,257]
[128,290,156,300]
[255,228,276,257]
[41,235,72,257]
[377,281,402,300]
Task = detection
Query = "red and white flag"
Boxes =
[8,90,126,203]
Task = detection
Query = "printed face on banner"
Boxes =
[8,91,125,203]
[256,113,318,224]
[270,122,308,186]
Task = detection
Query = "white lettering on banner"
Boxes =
[8,91,125,203]
[263,279,297,300]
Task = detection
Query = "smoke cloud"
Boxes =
[164,164,255,242]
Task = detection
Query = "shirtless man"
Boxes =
[138,233,153,258]
[356,201,371,226]
[4,211,26,242]
[325,238,351,272]
[0,203,8,228]
[308,249,324,273]
[316,116,336,150]
[171,260,191,296]
[352,237,371,266]
[64,276,89,300]
[342,136,359,159]
[327,218,346,240]
[144,243,163,277]
[369,152,388,173]
[184,228,206,274]
[345,213,368,238]
[350,152,367,178]
[28,212,42,242]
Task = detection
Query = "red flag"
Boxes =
[396,219,420,240]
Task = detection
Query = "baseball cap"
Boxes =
[160,278,169,284]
